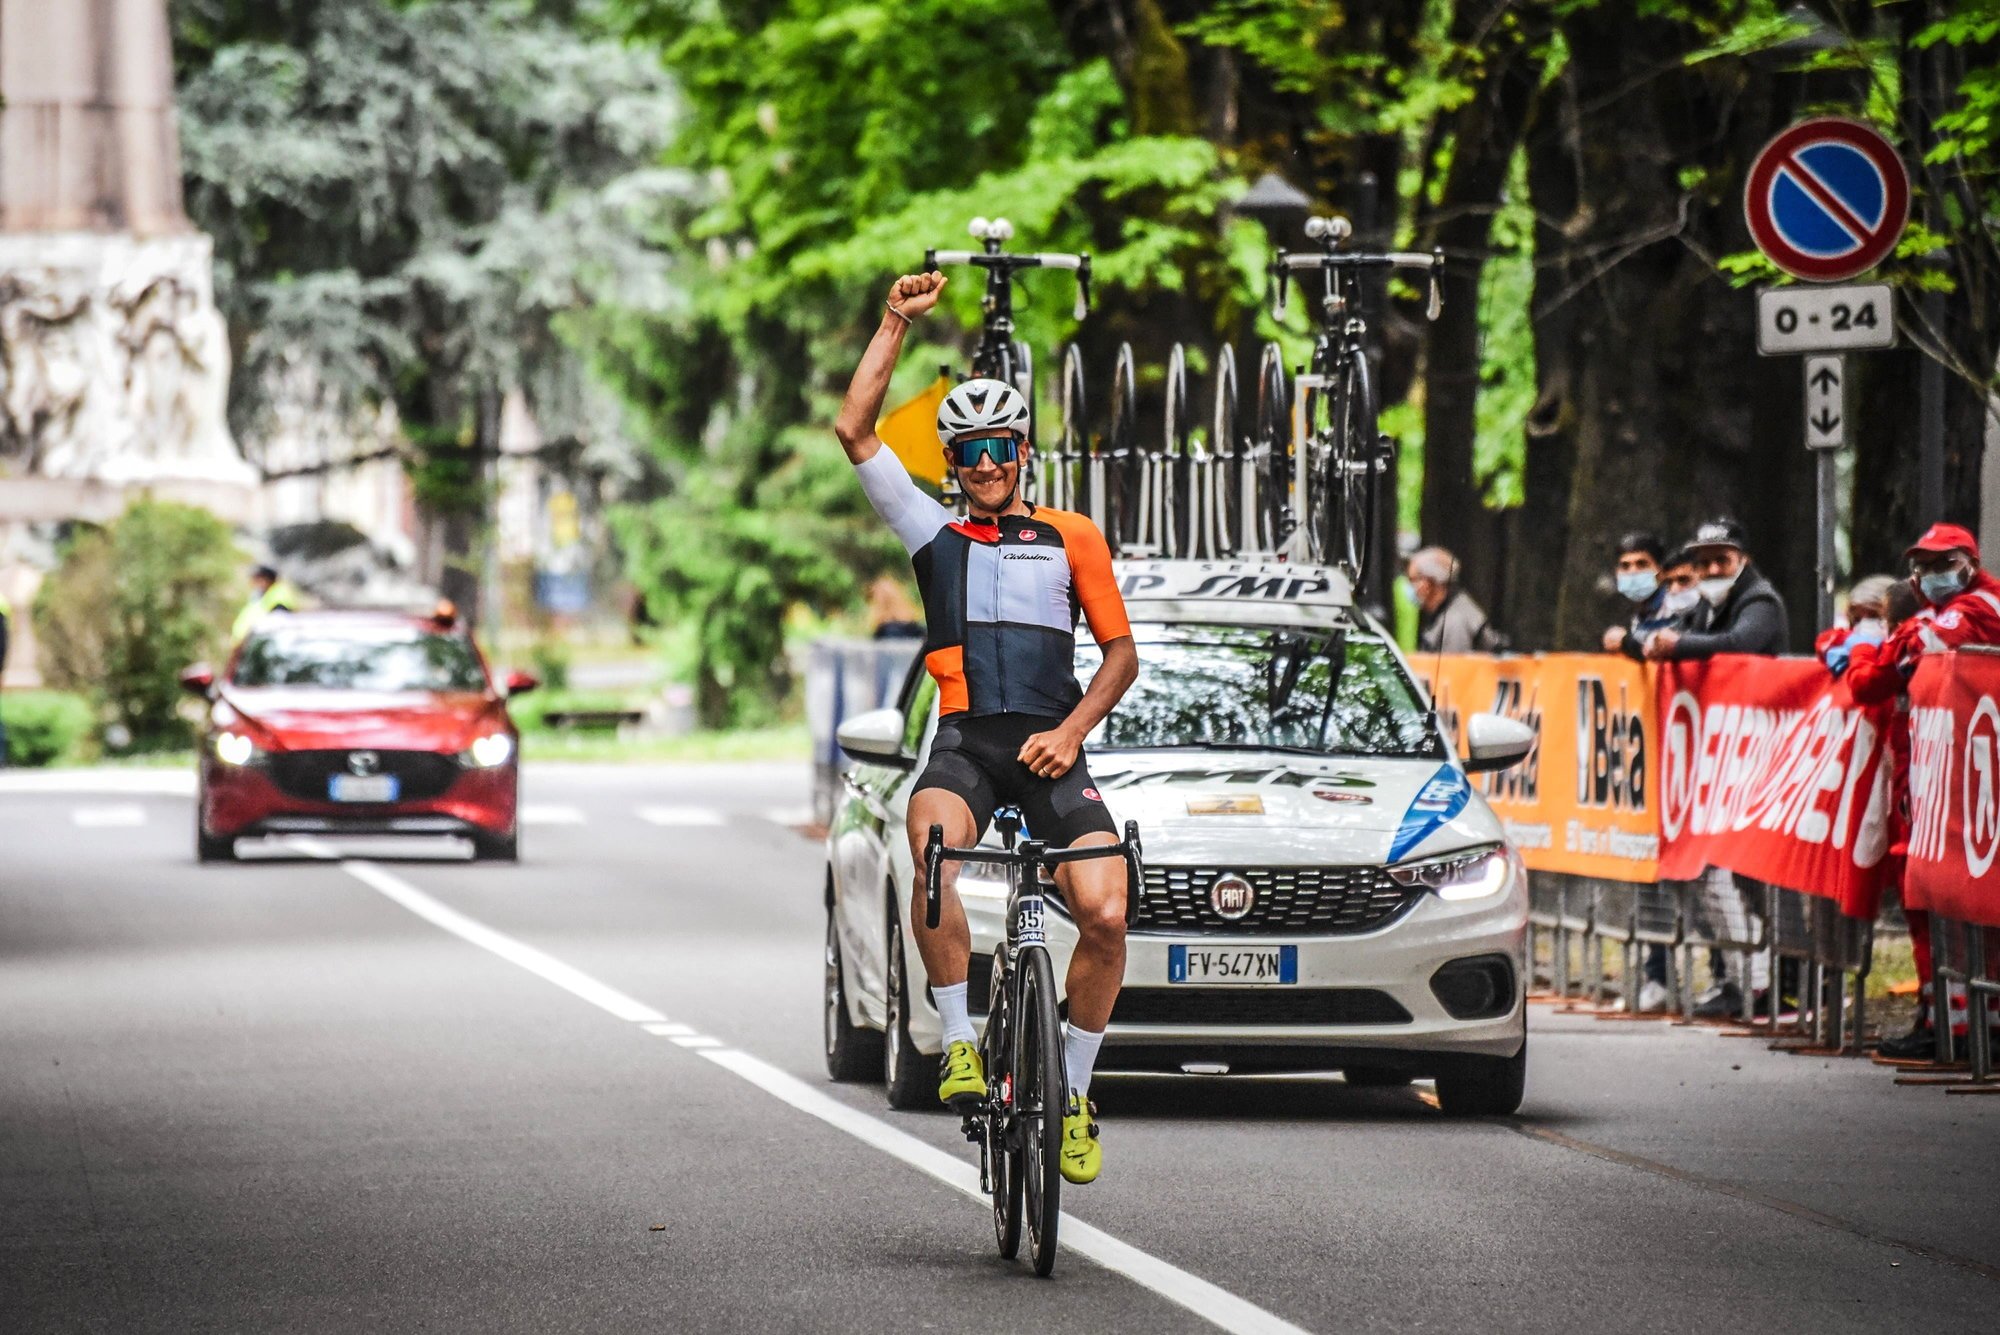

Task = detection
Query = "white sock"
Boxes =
[933,982,976,1045]
[1064,1024,1105,1100]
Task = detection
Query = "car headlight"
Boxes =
[461,732,515,768]
[213,731,261,766]
[1388,845,1510,901]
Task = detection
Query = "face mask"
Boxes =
[1698,573,1737,607]
[1616,570,1659,601]
[1662,587,1701,615]
[1920,567,1970,605]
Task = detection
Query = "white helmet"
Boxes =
[936,378,1029,446]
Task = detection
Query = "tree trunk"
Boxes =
[1519,12,1809,650]
[1415,1,1549,622]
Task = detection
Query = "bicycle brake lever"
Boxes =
[1427,250,1444,320]
[1272,262,1289,320]
[923,248,939,275]
[1074,259,1092,322]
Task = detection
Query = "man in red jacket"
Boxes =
[1844,523,2000,1057]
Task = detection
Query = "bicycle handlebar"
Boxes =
[924,245,1093,321]
[923,820,1144,930]
[1271,245,1446,322]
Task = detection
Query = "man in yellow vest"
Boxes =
[232,566,301,642]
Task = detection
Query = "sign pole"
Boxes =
[1804,355,1845,631]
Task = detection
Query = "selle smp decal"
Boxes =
[1387,765,1471,862]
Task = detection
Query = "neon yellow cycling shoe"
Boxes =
[938,1040,987,1109]
[1059,1094,1101,1184]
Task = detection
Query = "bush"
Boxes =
[1,690,95,767]
[33,499,243,751]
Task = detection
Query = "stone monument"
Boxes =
[0,0,254,527]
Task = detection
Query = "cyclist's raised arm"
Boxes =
[834,272,948,466]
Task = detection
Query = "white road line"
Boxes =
[641,1021,696,1037]
[324,852,1312,1335]
[636,806,726,827]
[72,804,147,828]
[329,857,667,1024]
[703,1047,1310,1335]
[520,804,586,825]
[759,805,815,827]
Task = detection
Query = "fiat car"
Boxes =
[183,608,535,863]
[822,559,1536,1116]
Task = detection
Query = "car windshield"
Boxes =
[232,626,489,692]
[1077,623,1441,759]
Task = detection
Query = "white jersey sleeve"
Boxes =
[854,448,953,556]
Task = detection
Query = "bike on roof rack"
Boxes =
[1254,216,1445,581]
[924,219,1091,512]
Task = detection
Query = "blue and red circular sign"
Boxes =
[1744,117,1909,282]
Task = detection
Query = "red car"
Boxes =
[182,608,536,863]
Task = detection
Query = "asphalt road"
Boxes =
[4,762,1996,1334]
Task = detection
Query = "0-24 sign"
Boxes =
[1756,283,1895,356]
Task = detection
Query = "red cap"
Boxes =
[1904,523,1980,563]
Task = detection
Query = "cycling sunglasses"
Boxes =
[947,434,1022,469]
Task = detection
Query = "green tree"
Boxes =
[172,0,680,622]
[33,500,244,750]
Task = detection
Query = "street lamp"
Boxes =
[1233,171,1314,247]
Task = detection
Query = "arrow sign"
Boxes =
[1805,355,1844,449]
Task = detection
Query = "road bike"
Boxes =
[925,219,1091,505]
[923,809,1142,1277]
[1262,216,1445,579]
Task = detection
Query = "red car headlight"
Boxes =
[213,730,265,767]
[459,732,515,769]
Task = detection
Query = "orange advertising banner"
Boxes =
[1415,654,1660,883]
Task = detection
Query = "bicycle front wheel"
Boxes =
[1015,944,1066,1277]
[983,948,1022,1259]
[1315,346,1378,580]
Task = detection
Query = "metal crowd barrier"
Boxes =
[1932,917,1998,1084]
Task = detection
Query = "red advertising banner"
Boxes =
[1656,656,1894,917]
[1905,650,2000,930]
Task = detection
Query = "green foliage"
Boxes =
[174,0,679,492]
[1473,149,1534,509]
[2,691,96,768]
[32,501,243,751]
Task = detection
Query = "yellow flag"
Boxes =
[876,376,951,487]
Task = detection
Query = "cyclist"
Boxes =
[834,270,1139,1185]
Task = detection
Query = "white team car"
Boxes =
[822,559,1537,1116]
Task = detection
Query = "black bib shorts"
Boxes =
[915,714,1118,848]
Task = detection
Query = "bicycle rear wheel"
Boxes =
[1312,346,1377,580]
[1104,344,1140,553]
[1208,345,1240,558]
[1161,343,1191,558]
[983,948,1022,1259]
[1252,343,1292,554]
[1057,344,1087,517]
[1015,944,1066,1277]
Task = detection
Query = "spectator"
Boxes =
[1407,547,1505,653]
[866,574,924,641]
[1598,534,1693,1010]
[1816,574,1900,677]
[231,565,301,643]
[1645,521,1789,1017]
[1604,536,1699,662]
[1645,519,1789,660]
[1843,523,2000,1059]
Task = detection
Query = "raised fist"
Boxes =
[888,272,947,318]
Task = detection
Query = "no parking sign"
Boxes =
[1744,117,1908,282]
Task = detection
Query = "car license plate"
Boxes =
[329,774,399,803]
[1168,945,1297,985]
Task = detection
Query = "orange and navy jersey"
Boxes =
[854,448,1131,718]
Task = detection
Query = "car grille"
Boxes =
[266,749,463,803]
[1113,988,1410,1027]
[1111,865,1423,936]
